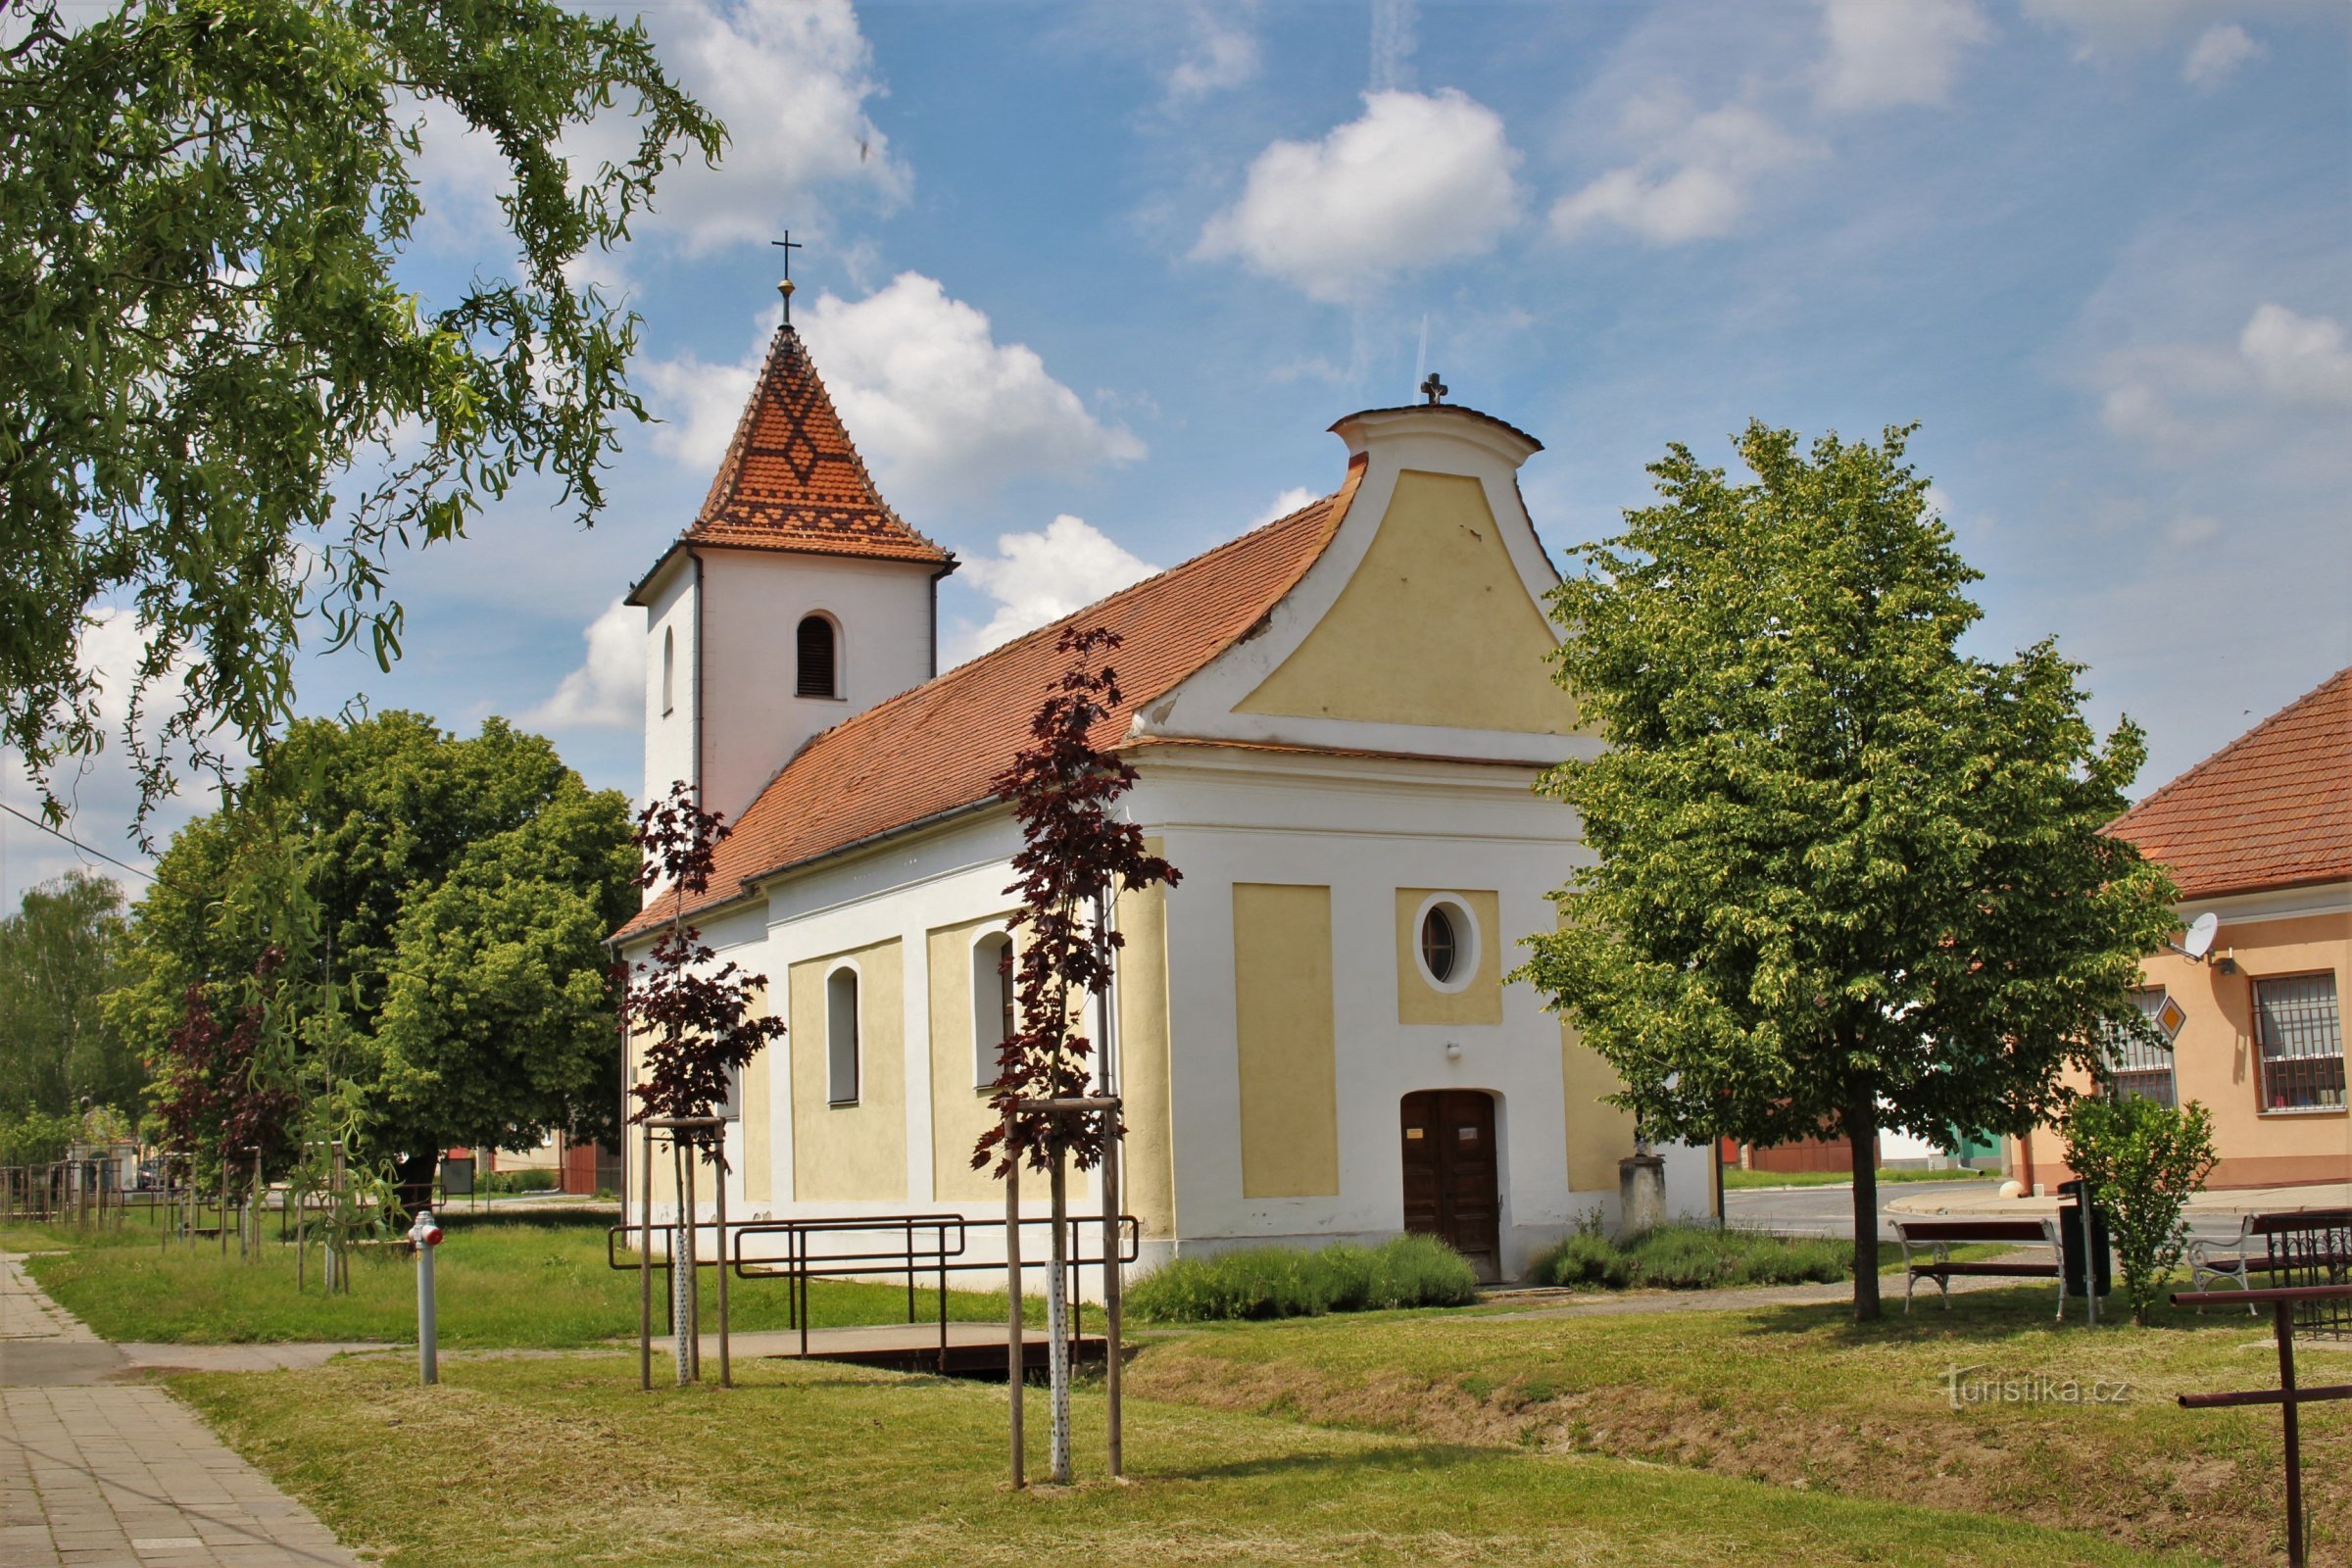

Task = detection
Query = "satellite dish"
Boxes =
[2181,912,2219,960]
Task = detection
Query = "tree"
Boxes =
[1518,422,2179,1320]
[112,710,636,1164]
[617,779,786,1152]
[149,953,301,1180]
[0,871,140,1115]
[616,779,787,1386]
[0,0,718,823]
[973,626,1180,1485]
[2062,1094,2218,1327]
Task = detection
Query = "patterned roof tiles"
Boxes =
[686,325,953,567]
[2110,666,2352,901]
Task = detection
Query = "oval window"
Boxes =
[1420,905,1458,984]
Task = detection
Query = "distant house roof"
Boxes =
[615,465,1365,942]
[2110,666,2352,901]
[629,324,953,602]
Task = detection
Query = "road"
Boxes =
[1725,1178,1992,1241]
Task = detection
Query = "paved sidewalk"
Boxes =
[0,1256,367,1567]
[1885,1177,2352,1224]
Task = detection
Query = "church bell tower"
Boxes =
[625,273,957,834]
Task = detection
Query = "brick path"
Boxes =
[0,1256,366,1567]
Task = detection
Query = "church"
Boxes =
[611,302,1712,1284]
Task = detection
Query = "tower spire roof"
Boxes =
[685,322,954,568]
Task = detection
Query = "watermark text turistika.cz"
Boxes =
[1943,1364,2133,1410]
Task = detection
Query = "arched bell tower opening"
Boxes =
[796,612,842,700]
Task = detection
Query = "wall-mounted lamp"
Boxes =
[1444,1041,1463,1060]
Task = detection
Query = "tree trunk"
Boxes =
[1847,1086,1881,1322]
[1047,1150,1072,1485]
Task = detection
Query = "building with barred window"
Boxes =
[2013,667,2350,1192]
[610,309,1713,1283]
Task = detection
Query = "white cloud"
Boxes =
[521,600,641,731]
[950,516,1160,664]
[1370,0,1418,93]
[1,609,222,904]
[1250,486,1321,529]
[1196,90,1522,304]
[2093,301,2352,453]
[1551,97,1816,246]
[2023,0,2325,57]
[2182,23,2264,86]
[639,308,777,472]
[1167,4,1261,101]
[583,0,905,256]
[2238,302,2352,405]
[1815,0,1989,113]
[642,277,1145,516]
[409,0,904,261]
[803,275,1146,514]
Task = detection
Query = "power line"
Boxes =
[0,800,157,884]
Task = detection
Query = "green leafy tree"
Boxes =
[0,0,718,822]
[1518,422,2179,1319]
[2061,1095,2219,1327]
[0,871,140,1116]
[113,710,636,1164]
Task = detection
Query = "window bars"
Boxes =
[2101,988,2179,1107]
[2255,973,2345,1112]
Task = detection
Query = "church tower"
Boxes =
[626,302,956,830]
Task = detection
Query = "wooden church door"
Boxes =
[1399,1091,1500,1281]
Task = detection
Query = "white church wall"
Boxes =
[1132,748,1640,1282]
[639,558,698,816]
[631,744,1704,1290]
[695,550,941,825]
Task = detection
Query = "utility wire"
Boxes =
[0,800,157,883]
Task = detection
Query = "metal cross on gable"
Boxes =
[771,230,804,323]
[1420,371,1447,406]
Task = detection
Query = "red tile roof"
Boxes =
[2110,666,2352,901]
[617,462,1366,941]
[683,324,953,567]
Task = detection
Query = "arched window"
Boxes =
[797,615,838,699]
[971,932,1014,1089]
[826,965,860,1105]
[661,626,675,715]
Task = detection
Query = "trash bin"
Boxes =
[2057,1179,2112,1299]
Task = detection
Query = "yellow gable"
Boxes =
[1236,469,1584,734]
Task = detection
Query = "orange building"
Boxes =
[2014,668,2350,1192]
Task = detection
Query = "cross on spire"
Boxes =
[771,230,804,323]
[1420,371,1447,406]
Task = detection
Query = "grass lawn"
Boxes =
[167,1351,2210,1567]
[3,1210,1027,1348]
[1722,1166,1997,1190]
[1124,1286,2347,1566]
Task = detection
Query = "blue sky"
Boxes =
[5,0,2347,906]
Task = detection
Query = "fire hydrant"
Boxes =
[409,1208,444,1385]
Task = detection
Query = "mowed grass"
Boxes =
[1124,1287,2348,1566]
[168,1351,2208,1568]
[7,1210,1028,1348]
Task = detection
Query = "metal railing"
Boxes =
[607,1210,1139,1372]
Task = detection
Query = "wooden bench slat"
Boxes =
[1892,1220,2052,1242]
[1915,1261,2063,1278]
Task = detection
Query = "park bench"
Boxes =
[1893,1216,2068,1319]
[2188,1208,2352,1312]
